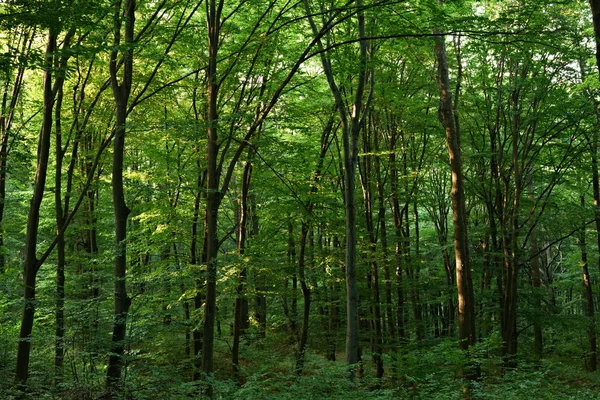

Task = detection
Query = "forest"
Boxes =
[2,0,600,399]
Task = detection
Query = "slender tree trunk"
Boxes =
[500,63,525,369]
[390,149,406,341]
[373,121,394,342]
[294,222,312,376]
[359,120,383,378]
[201,4,224,392]
[527,173,543,359]
[580,196,597,370]
[302,0,371,377]
[16,29,66,388]
[232,161,252,380]
[433,22,476,357]
[587,0,600,371]
[252,192,266,338]
[106,0,135,393]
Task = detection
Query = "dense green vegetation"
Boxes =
[2,0,600,398]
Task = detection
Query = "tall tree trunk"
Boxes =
[372,117,394,342]
[294,117,334,375]
[303,0,371,376]
[359,118,383,378]
[16,30,57,388]
[201,3,224,391]
[190,74,207,378]
[433,22,476,358]
[294,221,312,376]
[16,28,71,388]
[232,161,252,380]
[500,62,525,369]
[528,172,543,359]
[54,84,66,383]
[390,148,406,341]
[106,0,135,393]
[587,0,600,371]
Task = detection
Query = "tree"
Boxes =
[16,24,74,389]
[303,0,372,377]
[105,0,135,393]
[433,11,476,353]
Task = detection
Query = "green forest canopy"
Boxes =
[1,0,600,398]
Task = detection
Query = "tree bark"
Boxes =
[16,30,58,388]
[359,118,383,378]
[528,172,543,359]
[433,28,476,352]
[580,195,597,370]
[15,28,72,388]
[303,0,371,377]
[106,0,135,393]
[200,3,224,391]
[232,161,252,380]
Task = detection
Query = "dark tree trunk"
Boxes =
[359,118,383,379]
[390,149,406,342]
[303,0,371,377]
[373,126,395,342]
[232,161,253,380]
[295,222,312,375]
[580,196,597,370]
[106,0,135,393]
[201,4,224,391]
[528,174,543,359]
[16,29,67,388]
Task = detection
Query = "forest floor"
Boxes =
[2,331,600,399]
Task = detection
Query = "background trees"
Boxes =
[1,0,600,399]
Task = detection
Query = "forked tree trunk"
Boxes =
[15,28,75,388]
[15,30,59,389]
[303,0,370,377]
